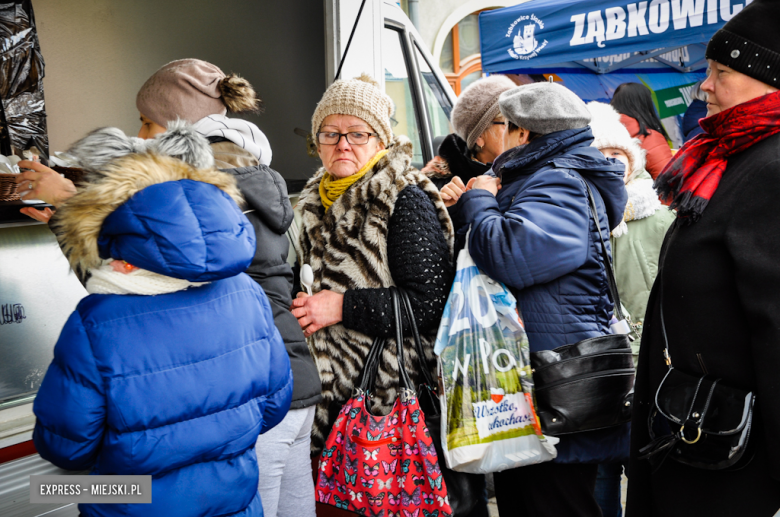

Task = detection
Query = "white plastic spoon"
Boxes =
[301,264,314,296]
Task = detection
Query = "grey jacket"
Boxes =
[215,142,322,409]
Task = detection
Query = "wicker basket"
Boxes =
[0,173,22,202]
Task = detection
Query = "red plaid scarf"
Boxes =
[655,90,780,223]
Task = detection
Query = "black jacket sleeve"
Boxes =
[341,185,453,337]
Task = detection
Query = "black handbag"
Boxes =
[396,288,484,517]
[638,280,756,470]
[530,184,635,436]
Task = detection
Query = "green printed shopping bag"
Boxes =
[433,238,558,473]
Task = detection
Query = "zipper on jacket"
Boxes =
[533,350,632,374]
[534,368,636,391]
[696,353,709,375]
[351,434,400,447]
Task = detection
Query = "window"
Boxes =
[383,27,424,168]
[440,12,488,95]
[414,44,452,144]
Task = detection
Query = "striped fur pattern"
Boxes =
[298,135,454,451]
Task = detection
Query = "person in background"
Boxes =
[587,101,675,517]
[442,82,628,517]
[17,58,322,517]
[681,80,707,143]
[422,77,517,517]
[422,75,516,189]
[627,0,780,514]
[134,59,321,517]
[32,125,292,517]
[291,74,454,455]
[611,83,673,179]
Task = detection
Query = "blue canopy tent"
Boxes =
[479,0,751,143]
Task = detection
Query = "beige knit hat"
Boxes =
[311,74,394,146]
[136,59,259,126]
[451,75,516,150]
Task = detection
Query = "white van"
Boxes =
[0,2,456,516]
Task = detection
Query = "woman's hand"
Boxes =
[19,206,55,223]
[15,160,77,208]
[470,175,502,196]
[291,289,344,338]
[421,156,448,175]
[440,176,469,207]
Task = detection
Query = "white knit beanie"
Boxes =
[311,74,394,146]
[451,75,516,150]
[586,101,645,183]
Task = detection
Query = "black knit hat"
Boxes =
[706,0,780,87]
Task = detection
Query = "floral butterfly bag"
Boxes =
[317,288,453,517]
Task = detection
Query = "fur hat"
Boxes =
[311,74,394,146]
[66,120,215,172]
[136,59,260,126]
[587,101,645,183]
[499,82,591,135]
[706,0,780,87]
[451,75,516,150]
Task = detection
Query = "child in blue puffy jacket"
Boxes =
[32,125,293,517]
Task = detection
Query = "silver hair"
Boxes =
[691,79,708,102]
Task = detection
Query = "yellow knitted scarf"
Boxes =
[319,149,388,211]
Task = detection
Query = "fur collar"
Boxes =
[612,177,663,238]
[299,135,454,254]
[52,153,243,276]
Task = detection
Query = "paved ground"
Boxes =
[488,497,499,516]
[485,474,628,516]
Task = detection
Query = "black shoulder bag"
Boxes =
[529,184,635,435]
[638,227,756,470]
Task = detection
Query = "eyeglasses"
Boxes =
[491,121,506,126]
[316,131,378,145]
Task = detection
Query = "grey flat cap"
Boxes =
[499,82,591,135]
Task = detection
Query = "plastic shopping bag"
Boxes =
[434,235,558,473]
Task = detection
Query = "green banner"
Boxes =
[653,82,699,119]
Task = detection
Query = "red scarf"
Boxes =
[655,90,780,223]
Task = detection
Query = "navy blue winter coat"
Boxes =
[682,99,707,143]
[33,154,293,516]
[451,127,630,463]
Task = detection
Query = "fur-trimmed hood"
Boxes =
[66,120,216,172]
[52,152,254,282]
[612,172,665,238]
[587,101,645,183]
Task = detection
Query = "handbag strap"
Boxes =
[584,183,625,322]
[398,289,438,390]
[392,287,415,391]
[358,337,386,392]
[358,288,414,394]
[657,219,678,368]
